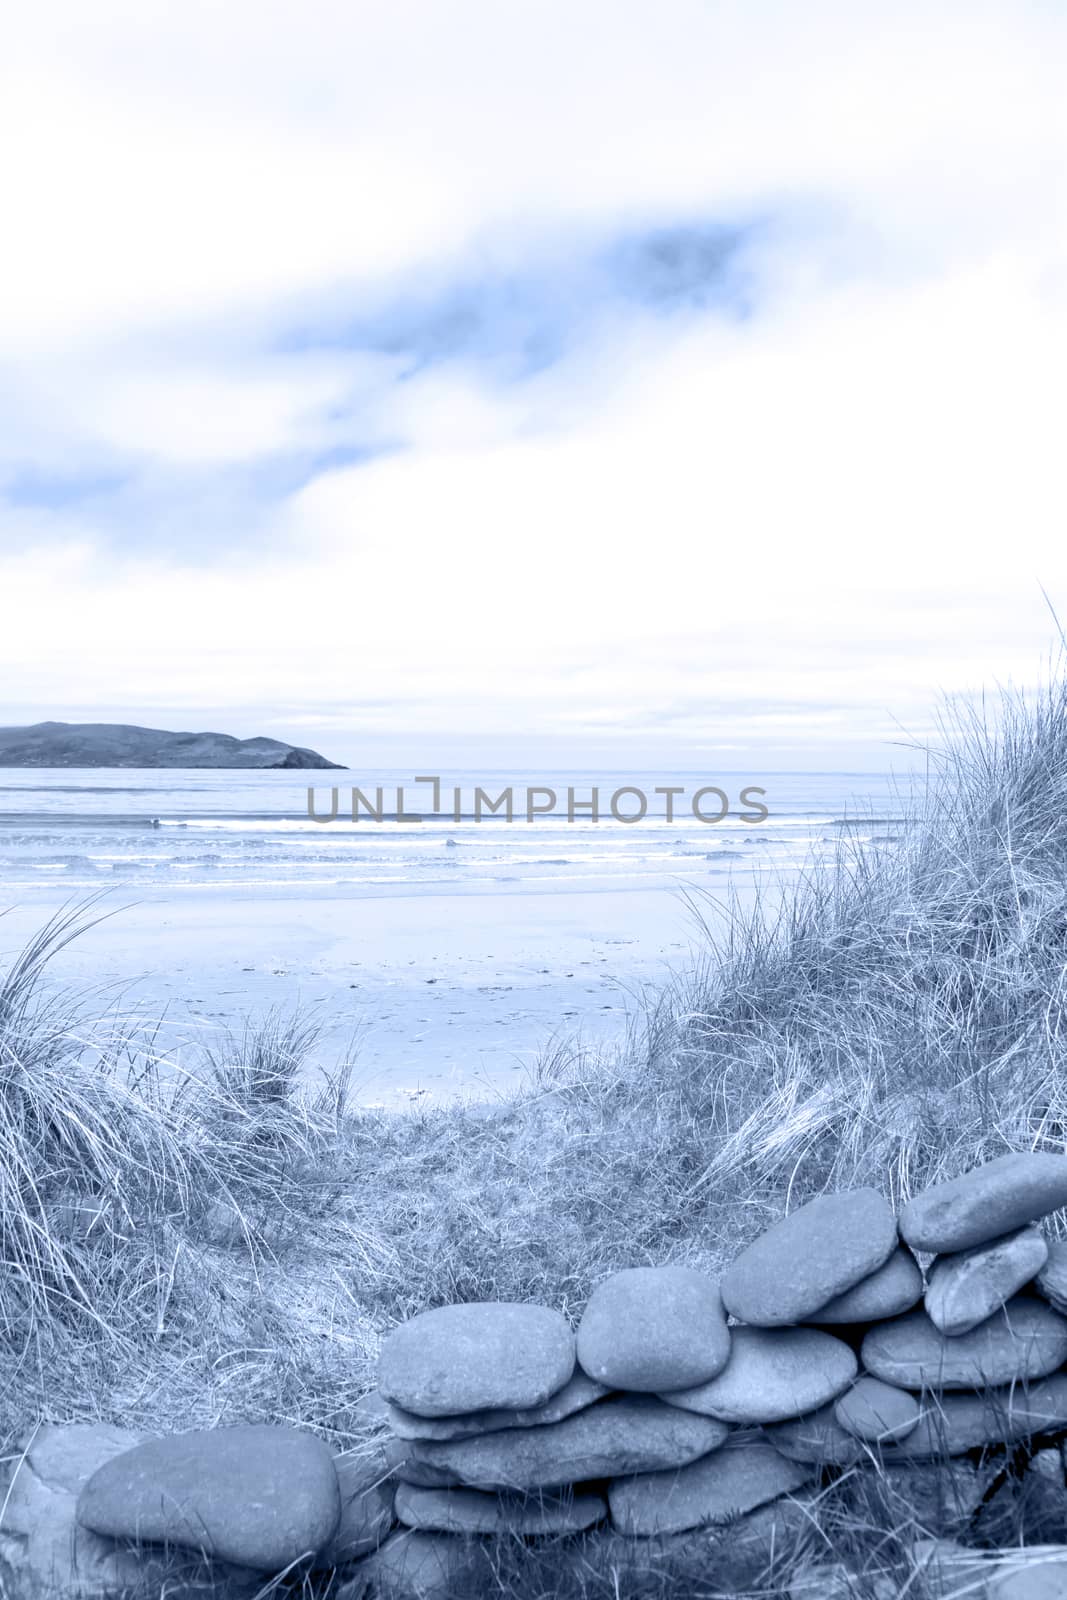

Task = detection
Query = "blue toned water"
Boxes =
[0,768,912,896]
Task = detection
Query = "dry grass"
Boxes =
[4,675,1067,1594]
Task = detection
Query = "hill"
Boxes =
[0,721,346,768]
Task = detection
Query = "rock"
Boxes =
[314,1450,395,1566]
[834,1376,921,1443]
[76,1424,341,1570]
[911,1536,991,1591]
[386,1371,610,1441]
[394,1483,606,1534]
[1037,1239,1067,1315]
[199,1199,248,1247]
[407,1395,729,1490]
[658,1326,856,1424]
[0,1422,160,1599]
[608,1437,813,1535]
[763,1405,868,1467]
[359,1529,487,1599]
[925,1226,1049,1335]
[378,1302,575,1417]
[789,1562,866,1600]
[881,1377,1067,1458]
[988,1548,1067,1598]
[900,1153,1067,1253]
[861,1298,1067,1389]
[882,1459,990,1529]
[354,1389,392,1428]
[720,1188,898,1326]
[805,1246,923,1324]
[384,1436,465,1489]
[576,1265,730,1391]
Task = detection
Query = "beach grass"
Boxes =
[4,676,1067,1594]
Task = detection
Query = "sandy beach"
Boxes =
[0,880,749,1108]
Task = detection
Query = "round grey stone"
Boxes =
[386,1371,610,1441]
[881,1374,1067,1458]
[925,1226,1048,1335]
[900,1154,1067,1254]
[805,1247,923,1324]
[608,1438,813,1535]
[861,1298,1067,1390]
[762,1405,869,1467]
[407,1395,729,1490]
[76,1425,341,1570]
[1036,1238,1067,1315]
[395,1483,606,1534]
[378,1302,575,1417]
[360,1529,487,1600]
[576,1265,730,1391]
[658,1326,856,1424]
[834,1377,921,1444]
[721,1189,898,1326]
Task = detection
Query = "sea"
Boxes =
[0,768,917,1105]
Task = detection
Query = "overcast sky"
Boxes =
[1,1,1064,770]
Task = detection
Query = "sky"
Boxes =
[0,0,1064,771]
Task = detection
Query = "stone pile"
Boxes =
[375,1153,1067,1552]
[7,1153,1067,1596]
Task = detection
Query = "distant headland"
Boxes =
[0,721,346,769]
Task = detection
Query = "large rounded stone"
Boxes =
[861,1298,1067,1390]
[407,1395,728,1490]
[76,1425,341,1570]
[386,1372,610,1441]
[721,1189,898,1326]
[608,1438,812,1535]
[881,1375,1067,1459]
[658,1327,856,1424]
[360,1529,487,1600]
[576,1266,730,1391]
[900,1154,1067,1254]
[834,1377,920,1444]
[395,1483,606,1534]
[925,1226,1048,1335]
[764,1405,868,1467]
[805,1247,923,1325]
[378,1302,575,1417]
[1036,1239,1067,1315]
[988,1551,1067,1599]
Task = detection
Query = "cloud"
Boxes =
[0,1,1064,763]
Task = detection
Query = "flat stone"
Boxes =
[881,1376,1067,1458]
[313,1450,395,1566]
[407,1395,729,1490]
[395,1483,606,1534]
[1036,1239,1067,1315]
[378,1302,575,1417]
[658,1326,856,1423]
[359,1529,488,1600]
[834,1377,921,1443]
[384,1436,465,1489]
[925,1226,1049,1335]
[608,1437,813,1535]
[900,1154,1067,1253]
[386,1371,610,1441]
[720,1188,898,1326]
[763,1405,868,1467]
[576,1265,730,1391]
[77,1424,341,1570]
[861,1298,1067,1389]
[805,1247,923,1324]
[988,1548,1067,1598]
